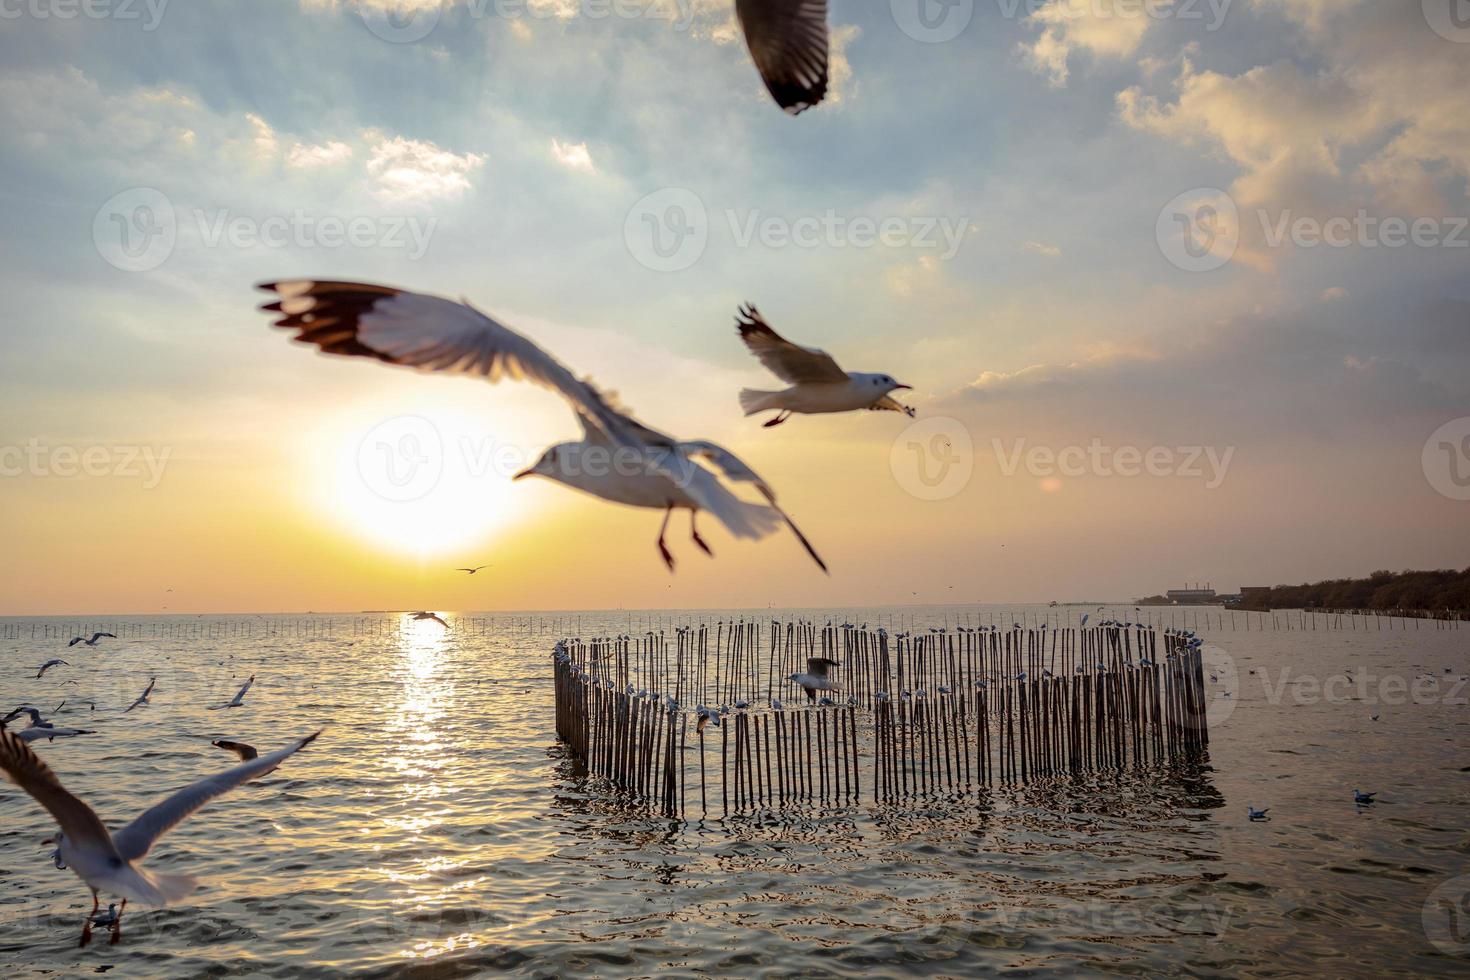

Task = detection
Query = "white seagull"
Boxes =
[735,306,915,428]
[258,280,827,573]
[734,0,831,115]
[789,657,841,702]
[411,611,451,629]
[123,678,156,714]
[34,659,69,680]
[0,726,320,946]
[2,709,95,743]
[209,676,254,711]
[68,633,116,648]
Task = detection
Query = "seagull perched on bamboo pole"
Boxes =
[734,0,831,115]
[789,657,841,702]
[68,633,115,648]
[735,306,915,428]
[257,280,827,574]
[0,726,319,946]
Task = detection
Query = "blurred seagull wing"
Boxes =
[112,731,321,862]
[0,727,115,850]
[259,281,636,446]
[735,0,829,115]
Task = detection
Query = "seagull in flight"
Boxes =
[455,565,489,575]
[0,726,319,946]
[735,0,831,115]
[411,611,451,629]
[68,633,115,648]
[789,657,841,702]
[34,660,69,680]
[259,280,827,574]
[209,676,254,711]
[735,305,915,428]
[2,707,93,742]
[210,739,258,762]
[123,679,156,714]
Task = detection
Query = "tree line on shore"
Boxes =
[1237,568,1470,613]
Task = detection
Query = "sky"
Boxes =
[0,0,1467,615]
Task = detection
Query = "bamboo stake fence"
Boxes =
[553,622,1213,819]
[1,606,1460,644]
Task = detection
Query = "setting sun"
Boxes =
[307,405,529,558]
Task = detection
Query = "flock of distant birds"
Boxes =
[1,632,317,946]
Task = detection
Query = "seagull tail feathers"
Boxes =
[775,505,829,575]
[116,866,199,906]
[142,869,199,905]
[739,388,783,417]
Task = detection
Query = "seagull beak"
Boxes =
[512,466,535,481]
[893,383,913,391]
[41,837,55,846]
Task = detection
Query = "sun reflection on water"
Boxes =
[376,614,483,959]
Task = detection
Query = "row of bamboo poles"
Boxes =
[3,606,1458,643]
[553,623,1209,819]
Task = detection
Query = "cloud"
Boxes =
[1022,240,1063,258]
[550,139,595,173]
[1022,0,1154,87]
[287,140,355,169]
[364,134,485,203]
[1118,6,1470,218]
[957,297,1470,446]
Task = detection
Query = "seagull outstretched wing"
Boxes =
[735,0,830,114]
[0,727,116,854]
[111,731,320,862]
[736,305,846,384]
[258,281,638,447]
